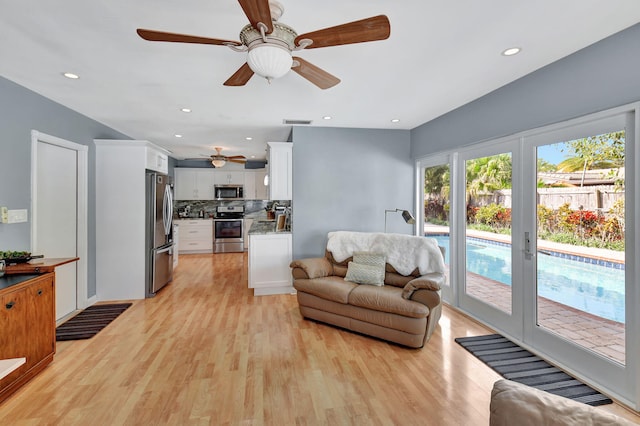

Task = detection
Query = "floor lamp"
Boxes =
[384,209,416,233]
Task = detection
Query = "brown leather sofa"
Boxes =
[290,232,446,348]
[490,379,636,426]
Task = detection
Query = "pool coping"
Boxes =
[425,225,625,270]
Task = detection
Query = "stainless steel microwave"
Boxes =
[214,185,244,200]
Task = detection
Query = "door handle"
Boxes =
[524,232,535,260]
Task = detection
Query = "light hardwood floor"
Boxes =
[1,253,639,425]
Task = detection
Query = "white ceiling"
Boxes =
[1,1,639,161]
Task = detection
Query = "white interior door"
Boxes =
[36,141,77,319]
[31,131,88,322]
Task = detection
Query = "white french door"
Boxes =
[420,103,639,408]
[521,111,633,404]
[455,139,523,339]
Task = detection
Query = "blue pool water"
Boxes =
[430,235,625,323]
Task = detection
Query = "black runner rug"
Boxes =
[455,334,612,406]
[56,303,132,341]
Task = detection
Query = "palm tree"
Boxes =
[466,154,512,197]
[558,131,625,186]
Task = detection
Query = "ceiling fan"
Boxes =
[136,0,390,89]
[188,147,247,168]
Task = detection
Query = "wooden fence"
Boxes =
[470,185,624,212]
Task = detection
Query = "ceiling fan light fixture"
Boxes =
[247,43,293,81]
[211,159,226,168]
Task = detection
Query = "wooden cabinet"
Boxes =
[214,171,244,185]
[174,169,215,200]
[175,219,213,253]
[267,142,292,200]
[243,170,268,200]
[248,233,294,295]
[0,273,55,403]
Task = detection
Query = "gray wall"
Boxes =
[0,76,130,297]
[291,127,412,259]
[411,23,640,157]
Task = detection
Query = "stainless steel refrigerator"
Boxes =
[145,172,174,297]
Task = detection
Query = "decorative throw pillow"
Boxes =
[353,251,386,269]
[344,262,385,286]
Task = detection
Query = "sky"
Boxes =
[537,143,566,166]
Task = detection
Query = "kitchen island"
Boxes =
[247,220,294,296]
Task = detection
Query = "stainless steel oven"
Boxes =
[213,205,244,253]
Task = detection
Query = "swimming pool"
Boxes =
[430,235,625,323]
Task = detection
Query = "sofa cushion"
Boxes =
[348,285,429,318]
[344,262,385,286]
[293,276,358,304]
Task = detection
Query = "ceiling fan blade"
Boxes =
[295,15,390,49]
[229,158,248,164]
[237,0,273,33]
[136,29,241,46]
[224,63,255,86]
[291,57,340,90]
[226,155,247,160]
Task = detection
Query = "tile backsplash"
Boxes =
[174,199,290,218]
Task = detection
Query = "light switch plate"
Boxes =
[7,209,28,224]
[0,207,7,224]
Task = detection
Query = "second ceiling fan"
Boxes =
[137,0,390,89]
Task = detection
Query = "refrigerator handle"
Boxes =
[163,183,173,236]
[156,245,173,255]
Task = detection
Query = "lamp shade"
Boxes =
[401,210,416,224]
[247,44,293,80]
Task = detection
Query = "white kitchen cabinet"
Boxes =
[243,170,268,200]
[214,171,244,185]
[95,139,172,300]
[146,146,168,174]
[267,142,292,200]
[243,218,253,251]
[175,219,213,253]
[248,232,294,295]
[255,170,268,199]
[174,168,215,200]
[244,171,256,199]
[173,223,179,268]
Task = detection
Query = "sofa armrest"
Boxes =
[401,272,445,300]
[290,257,334,280]
[490,379,636,426]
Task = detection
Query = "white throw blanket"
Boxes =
[326,231,445,276]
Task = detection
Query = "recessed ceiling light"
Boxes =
[63,72,79,79]
[323,116,332,120]
[174,134,182,138]
[180,108,191,113]
[391,118,400,123]
[502,47,521,56]
[245,137,253,141]
[251,155,256,158]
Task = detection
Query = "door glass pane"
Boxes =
[423,163,450,288]
[536,131,625,364]
[464,153,513,314]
